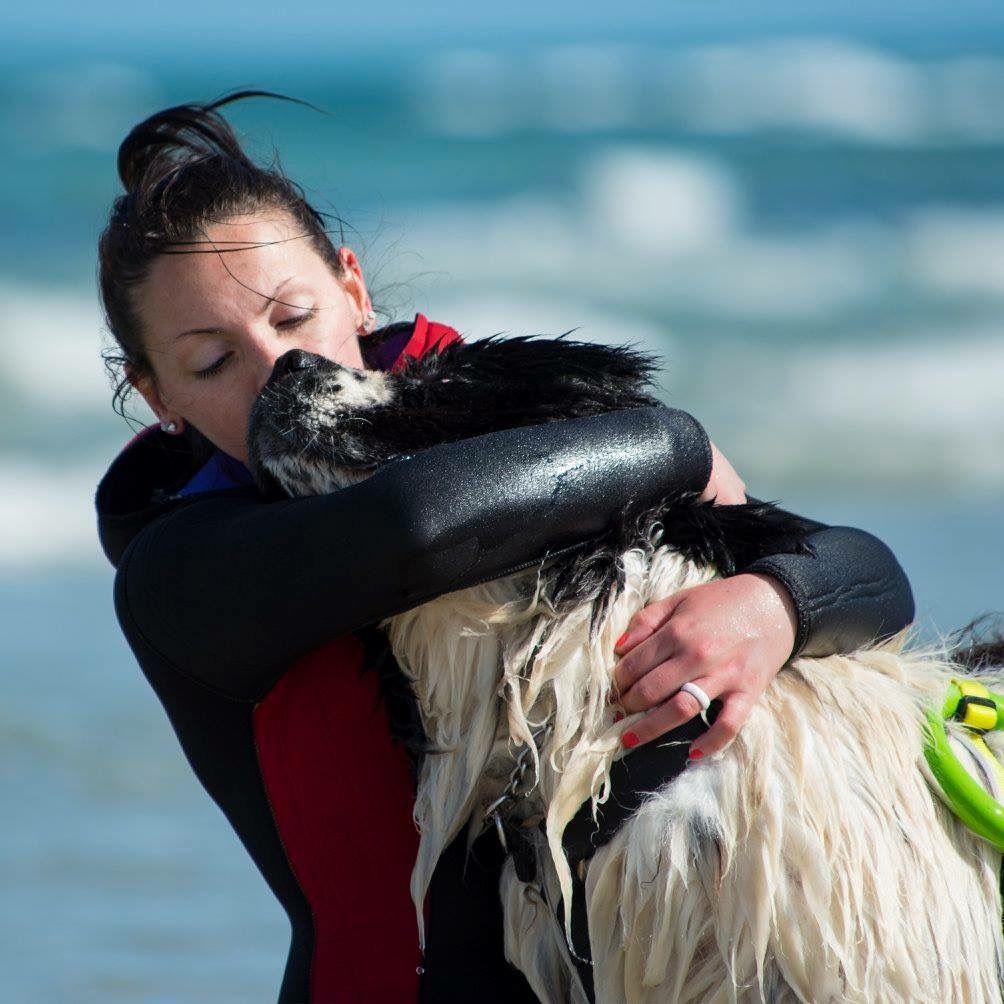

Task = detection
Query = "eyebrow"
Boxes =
[173,276,298,341]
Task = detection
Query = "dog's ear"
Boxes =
[399,335,664,432]
[458,335,662,403]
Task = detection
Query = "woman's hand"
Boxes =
[610,572,798,758]
[701,440,747,505]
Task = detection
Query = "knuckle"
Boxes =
[717,717,741,742]
[635,608,661,632]
[715,705,748,742]
[632,678,662,710]
[663,619,690,647]
[689,637,718,666]
[614,655,638,688]
[670,690,699,717]
[717,658,743,683]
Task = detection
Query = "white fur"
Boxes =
[384,541,1004,1001]
[311,366,393,415]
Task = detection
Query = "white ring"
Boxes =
[679,681,712,715]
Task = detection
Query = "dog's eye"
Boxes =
[194,352,233,379]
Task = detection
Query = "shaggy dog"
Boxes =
[248,335,1004,1003]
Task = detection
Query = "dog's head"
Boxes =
[247,348,396,496]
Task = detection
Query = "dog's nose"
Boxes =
[270,349,320,382]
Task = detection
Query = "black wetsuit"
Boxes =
[95,315,915,1003]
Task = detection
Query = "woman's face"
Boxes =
[132,211,369,464]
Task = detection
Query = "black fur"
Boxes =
[951,615,1004,671]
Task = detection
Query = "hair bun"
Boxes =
[115,89,309,195]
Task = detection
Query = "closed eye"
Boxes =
[193,311,318,379]
[195,352,233,379]
[278,309,317,329]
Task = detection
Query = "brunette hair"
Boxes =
[98,89,345,419]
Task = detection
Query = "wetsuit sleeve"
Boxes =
[739,499,915,659]
[115,406,712,701]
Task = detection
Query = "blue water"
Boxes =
[2,13,1003,1001]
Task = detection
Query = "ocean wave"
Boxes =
[0,281,120,413]
[416,38,1004,144]
[907,209,1004,296]
[700,326,1004,494]
[666,38,926,143]
[403,146,982,320]
[583,149,742,256]
[0,458,110,569]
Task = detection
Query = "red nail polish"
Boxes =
[613,711,624,723]
[622,731,640,749]
[689,748,703,760]
[614,631,629,650]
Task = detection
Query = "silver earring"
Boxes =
[361,310,376,334]
[161,420,178,434]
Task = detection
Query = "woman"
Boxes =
[95,93,914,1003]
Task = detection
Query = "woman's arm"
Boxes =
[741,504,915,658]
[115,406,712,701]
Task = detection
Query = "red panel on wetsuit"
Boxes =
[253,319,460,1002]
[394,315,462,370]
[253,636,422,1003]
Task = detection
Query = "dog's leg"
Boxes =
[500,857,592,1004]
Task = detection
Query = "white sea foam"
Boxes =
[933,57,1004,142]
[406,148,915,321]
[417,49,520,137]
[417,38,1004,144]
[0,282,118,412]
[906,209,1004,297]
[582,149,742,256]
[0,459,109,569]
[715,327,1004,493]
[667,38,927,143]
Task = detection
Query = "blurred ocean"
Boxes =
[2,9,1002,1001]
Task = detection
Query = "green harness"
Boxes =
[924,678,1004,850]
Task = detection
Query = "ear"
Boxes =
[127,364,184,433]
[336,246,372,328]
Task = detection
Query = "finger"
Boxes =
[612,627,685,699]
[616,656,688,714]
[620,678,720,749]
[688,694,752,759]
[613,593,686,656]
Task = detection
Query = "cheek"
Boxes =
[309,308,364,367]
[170,379,256,461]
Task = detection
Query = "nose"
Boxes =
[268,348,321,384]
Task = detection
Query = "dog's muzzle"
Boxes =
[247,349,330,489]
